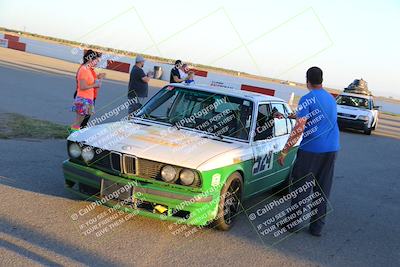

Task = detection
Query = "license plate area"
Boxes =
[99,180,192,219]
[338,112,356,119]
[101,179,134,204]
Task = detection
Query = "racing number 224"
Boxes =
[252,151,273,175]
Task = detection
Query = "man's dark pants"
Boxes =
[128,95,145,116]
[288,149,337,234]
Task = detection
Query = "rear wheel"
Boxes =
[214,172,243,231]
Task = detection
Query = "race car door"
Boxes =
[247,103,280,196]
[267,102,294,186]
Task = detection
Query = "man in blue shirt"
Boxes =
[278,67,340,236]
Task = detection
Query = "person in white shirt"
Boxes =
[179,63,189,80]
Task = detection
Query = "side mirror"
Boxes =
[272,111,286,119]
[373,105,381,110]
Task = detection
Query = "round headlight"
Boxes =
[68,143,82,158]
[179,169,195,186]
[161,165,177,183]
[81,146,95,162]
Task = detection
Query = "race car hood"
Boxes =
[67,121,243,169]
[337,105,371,117]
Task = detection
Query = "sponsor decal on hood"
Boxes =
[68,121,242,169]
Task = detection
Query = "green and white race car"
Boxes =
[63,83,299,230]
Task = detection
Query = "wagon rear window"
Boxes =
[336,95,371,109]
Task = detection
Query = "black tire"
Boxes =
[364,127,372,135]
[214,172,243,231]
[65,180,75,188]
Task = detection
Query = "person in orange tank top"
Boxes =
[70,50,106,132]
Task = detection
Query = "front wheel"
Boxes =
[214,172,243,231]
[364,127,372,135]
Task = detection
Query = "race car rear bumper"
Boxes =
[63,160,217,226]
[337,117,368,130]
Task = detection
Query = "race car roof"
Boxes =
[169,83,285,103]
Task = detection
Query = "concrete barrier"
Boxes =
[1,32,398,114]
[7,40,26,51]
[106,60,130,73]
[0,38,8,48]
[191,69,208,77]
[1,34,304,101]
[4,34,19,42]
[241,84,275,96]
[2,34,25,51]
[21,37,82,63]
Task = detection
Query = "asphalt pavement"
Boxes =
[0,62,158,126]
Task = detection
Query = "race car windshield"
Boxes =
[336,95,370,109]
[136,86,254,141]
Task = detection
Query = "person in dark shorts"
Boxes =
[128,55,151,116]
[278,66,340,236]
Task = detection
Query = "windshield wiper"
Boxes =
[168,118,183,130]
[143,114,171,122]
[202,132,224,140]
[172,122,181,130]
[214,133,224,140]
[145,114,160,119]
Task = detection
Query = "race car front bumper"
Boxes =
[63,160,217,226]
[337,117,368,130]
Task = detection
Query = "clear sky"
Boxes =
[0,0,399,98]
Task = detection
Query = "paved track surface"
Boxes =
[0,47,399,139]
[1,48,400,267]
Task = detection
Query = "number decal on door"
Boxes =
[252,151,273,175]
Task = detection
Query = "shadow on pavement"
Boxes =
[0,217,116,266]
[0,139,79,200]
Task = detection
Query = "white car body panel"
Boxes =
[68,84,301,172]
[336,92,379,128]
[68,121,243,170]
